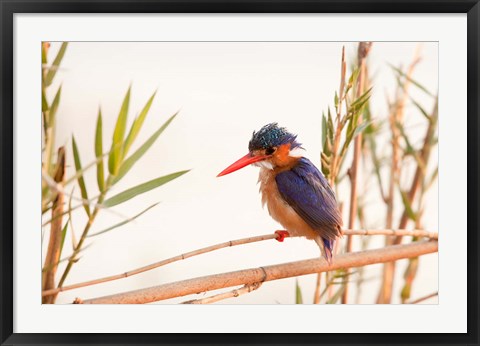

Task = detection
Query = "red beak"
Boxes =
[217,153,270,177]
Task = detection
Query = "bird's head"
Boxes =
[217,123,303,177]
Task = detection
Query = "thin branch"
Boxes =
[378,98,438,304]
[377,46,423,304]
[42,147,66,304]
[42,229,437,298]
[181,283,262,304]
[80,240,438,304]
[343,41,372,304]
[396,99,438,233]
[406,291,438,304]
[345,229,437,239]
[313,272,322,304]
[42,233,278,297]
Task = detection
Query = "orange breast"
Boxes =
[258,168,318,239]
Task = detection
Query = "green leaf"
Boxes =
[333,269,355,279]
[353,120,373,139]
[367,135,385,198]
[123,91,157,156]
[108,87,131,175]
[361,104,377,135]
[396,123,427,174]
[295,279,303,304]
[63,151,110,187]
[350,86,372,109]
[345,87,373,147]
[57,188,74,260]
[321,112,327,150]
[401,257,419,303]
[41,42,48,64]
[113,112,178,184]
[48,86,62,127]
[45,243,94,271]
[88,203,159,238]
[399,188,417,221]
[396,123,415,154]
[57,217,69,261]
[409,96,431,122]
[67,187,78,249]
[321,152,331,176]
[346,114,354,145]
[327,108,334,144]
[95,109,105,192]
[42,89,49,113]
[44,42,68,87]
[424,168,438,191]
[326,286,345,304]
[389,63,434,97]
[104,170,189,208]
[348,67,360,87]
[334,91,339,110]
[72,135,91,217]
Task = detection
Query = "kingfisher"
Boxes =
[217,123,343,263]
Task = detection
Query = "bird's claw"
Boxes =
[274,230,290,242]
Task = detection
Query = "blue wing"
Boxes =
[275,157,342,241]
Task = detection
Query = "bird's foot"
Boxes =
[274,230,290,242]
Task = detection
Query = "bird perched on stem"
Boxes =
[217,123,343,264]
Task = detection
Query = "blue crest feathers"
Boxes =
[248,123,301,152]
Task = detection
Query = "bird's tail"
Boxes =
[314,236,335,264]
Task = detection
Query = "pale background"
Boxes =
[45,41,438,304]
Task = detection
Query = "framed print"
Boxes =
[1,0,479,345]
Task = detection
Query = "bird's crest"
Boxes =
[248,123,302,152]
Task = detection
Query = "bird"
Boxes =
[217,123,343,263]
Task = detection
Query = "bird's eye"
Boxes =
[265,147,276,155]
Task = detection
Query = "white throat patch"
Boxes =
[288,147,305,158]
[253,160,274,170]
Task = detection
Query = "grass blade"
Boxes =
[57,218,69,261]
[104,170,189,208]
[348,67,360,88]
[401,257,419,303]
[409,96,432,122]
[353,120,373,139]
[95,109,105,192]
[42,89,49,113]
[63,151,110,187]
[326,286,345,304]
[396,122,426,174]
[67,187,78,249]
[43,243,94,272]
[350,86,372,109]
[45,42,68,86]
[113,112,178,184]
[41,42,48,65]
[45,86,63,173]
[424,168,438,191]
[88,203,159,237]
[108,87,131,175]
[123,91,157,156]
[327,108,334,144]
[295,279,303,304]
[389,63,434,97]
[399,188,417,221]
[72,135,91,217]
[321,112,327,151]
[48,86,62,127]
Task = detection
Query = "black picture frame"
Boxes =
[1,1,478,345]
